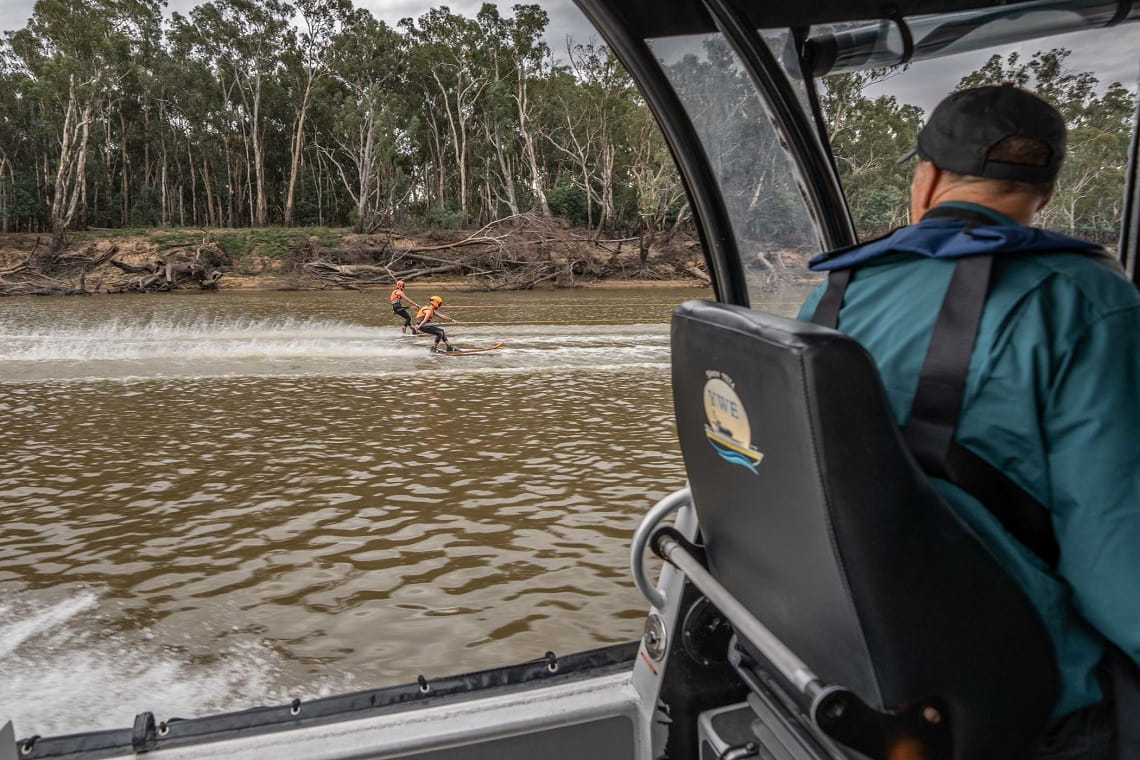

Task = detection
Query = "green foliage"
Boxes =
[821,70,923,237]
[130,186,163,227]
[0,0,1131,252]
[425,205,469,230]
[546,184,588,227]
[822,52,1135,242]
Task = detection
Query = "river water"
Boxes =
[0,283,814,737]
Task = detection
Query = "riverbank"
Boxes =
[216,274,711,291]
[0,219,723,296]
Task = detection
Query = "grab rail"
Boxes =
[652,531,822,696]
[629,487,691,610]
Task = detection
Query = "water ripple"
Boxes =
[0,285,819,737]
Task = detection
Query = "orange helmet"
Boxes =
[430,295,443,306]
[395,280,405,288]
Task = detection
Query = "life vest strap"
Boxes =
[811,241,1059,567]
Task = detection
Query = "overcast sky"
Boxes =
[0,0,602,50]
[1,0,1135,114]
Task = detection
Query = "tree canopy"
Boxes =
[0,0,682,250]
[821,50,1136,243]
[0,0,1134,253]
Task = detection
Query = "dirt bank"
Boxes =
[0,218,819,296]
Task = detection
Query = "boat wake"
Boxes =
[0,594,97,659]
[0,592,351,738]
[0,316,669,381]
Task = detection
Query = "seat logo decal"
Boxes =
[703,371,764,474]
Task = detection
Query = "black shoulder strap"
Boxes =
[810,249,1060,567]
[904,254,1060,567]
[903,254,994,469]
[810,268,850,329]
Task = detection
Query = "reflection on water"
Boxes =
[0,284,816,736]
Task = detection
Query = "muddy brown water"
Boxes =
[0,284,816,736]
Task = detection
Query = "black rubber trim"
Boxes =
[891,10,916,64]
[1121,79,1140,285]
[650,525,707,569]
[19,641,639,759]
[1107,0,1133,25]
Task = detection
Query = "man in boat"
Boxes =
[798,84,1140,758]
[414,295,460,352]
[390,280,420,333]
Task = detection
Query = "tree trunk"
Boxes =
[516,75,550,217]
[251,76,268,227]
[284,77,314,228]
[596,138,615,236]
[49,75,95,254]
[160,146,169,225]
[120,111,130,226]
[488,124,519,217]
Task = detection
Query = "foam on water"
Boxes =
[0,593,346,738]
[0,594,97,659]
[0,316,385,361]
[0,315,670,381]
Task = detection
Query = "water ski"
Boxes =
[431,341,504,356]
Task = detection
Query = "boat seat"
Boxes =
[670,299,1058,759]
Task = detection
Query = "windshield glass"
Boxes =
[817,24,1138,244]
[648,33,825,304]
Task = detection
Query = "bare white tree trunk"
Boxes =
[50,75,97,254]
[486,123,519,217]
[515,72,549,217]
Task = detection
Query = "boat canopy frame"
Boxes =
[574,0,1140,300]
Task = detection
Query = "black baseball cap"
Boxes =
[898,84,1065,183]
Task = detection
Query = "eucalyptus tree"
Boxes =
[820,69,922,235]
[497,3,555,218]
[0,61,29,232]
[470,6,521,219]
[321,9,409,233]
[176,0,293,227]
[281,0,351,227]
[7,0,164,252]
[402,6,501,219]
[626,105,688,252]
[544,42,639,234]
[163,20,230,228]
[662,39,778,242]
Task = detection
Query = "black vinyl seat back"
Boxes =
[671,300,1058,758]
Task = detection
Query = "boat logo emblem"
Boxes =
[702,371,764,474]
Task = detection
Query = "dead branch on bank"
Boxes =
[290,212,711,291]
[0,241,120,296]
[106,239,230,293]
[0,235,231,296]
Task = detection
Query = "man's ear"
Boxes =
[909,161,941,221]
[1034,186,1054,213]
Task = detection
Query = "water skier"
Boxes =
[390,280,420,333]
[414,295,460,352]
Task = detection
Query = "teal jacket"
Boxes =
[799,201,1140,717]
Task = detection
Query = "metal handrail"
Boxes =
[654,533,822,696]
[629,487,691,610]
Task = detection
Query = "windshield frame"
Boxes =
[577,0,1140,292]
